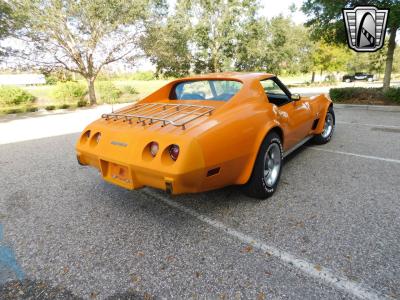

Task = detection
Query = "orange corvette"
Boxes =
[76,72,334,199]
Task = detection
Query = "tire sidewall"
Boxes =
[260,136,283,194]
[323,109,335,143]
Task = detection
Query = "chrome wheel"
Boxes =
[322,112,334,138]
[263,143,281,188]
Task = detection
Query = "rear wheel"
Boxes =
[243,132,283,199]
[313,107,335,144]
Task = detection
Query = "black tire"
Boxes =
[313,106,335,145]
[243,132,283,199]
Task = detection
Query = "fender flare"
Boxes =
[236,120,284,185]
[314,96,333,134]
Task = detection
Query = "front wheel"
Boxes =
[243,132,283,199]
[313,107,335,144]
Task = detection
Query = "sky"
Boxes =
[260,0,308,23]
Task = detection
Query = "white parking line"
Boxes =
[309,147,400,164]
[337,121,400,129]
[143,189,388,300]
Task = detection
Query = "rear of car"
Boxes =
[76,77,245,194]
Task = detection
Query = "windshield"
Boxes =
[171,80,242,101]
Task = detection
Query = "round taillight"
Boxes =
[89,132,101,147]
[80,130,91,143]
[95,132,101,144]
[149,142,159,157]
[169,144,180,161]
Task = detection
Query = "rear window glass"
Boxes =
[171,80,242,101]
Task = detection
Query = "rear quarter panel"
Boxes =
[308,94,333,134]
[195,80,282,188]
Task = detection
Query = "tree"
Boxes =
[235,16,314,75]
[191,0,259,73]
[393,44,400,73]
[302,0,400,90]
[143,0,260,75]
[0,1,12,39]
[0,1,22,58]
[311,42,351,81]
[9,0,163,104]
[142,0,192,77]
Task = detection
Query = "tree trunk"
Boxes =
[383,26,398,91]
[87,78,96,105]
[311,71,315,83]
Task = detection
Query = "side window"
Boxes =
[260,79,287,96]
[260,79,290,106]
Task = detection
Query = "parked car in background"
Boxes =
[342,72,374,82]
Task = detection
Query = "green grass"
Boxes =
[23,85,55,106]
[113,80,169,97]
[23,79,169,105]
[279,74,312,84]
[0,79,171,115]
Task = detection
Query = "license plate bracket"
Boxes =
[100,160,135,189]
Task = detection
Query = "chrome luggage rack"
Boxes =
[101,103,215,130]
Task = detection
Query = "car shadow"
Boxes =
[138,142,311,213]
[88,140,312,226]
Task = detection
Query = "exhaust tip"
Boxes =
[76,155,86,166]
[165,181,173,194]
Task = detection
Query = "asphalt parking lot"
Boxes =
[0,105,399,299]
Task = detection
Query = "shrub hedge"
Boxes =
[329,87,400,104]
[0,86,36,106]
[383,87,400,103]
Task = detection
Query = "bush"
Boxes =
[26,106,38,112]
[52,81,87,103]
[329,87,382,102]
[45,105,56,110]
[329,87,400,105]
[58,104,70,109]
[77,100,88,107]
[97,81,122,103]
[0,86,36,106]
[324,74,337,84]
[122,85,139,95]
[45,75,58,85]
[384,87,400,103]
[5,108,24,114]
[130,71,155,81]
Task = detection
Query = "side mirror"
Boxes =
[291,93,301,101]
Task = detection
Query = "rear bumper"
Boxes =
[77,151,205,194]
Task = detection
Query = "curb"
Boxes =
[334,103,400,112]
